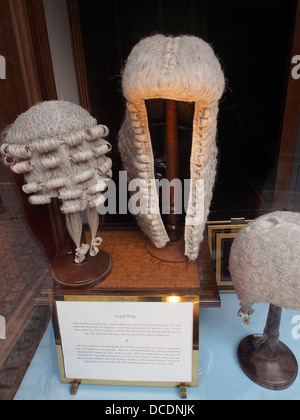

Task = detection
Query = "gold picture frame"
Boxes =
[52,294,199,396]
[207,219,251,293]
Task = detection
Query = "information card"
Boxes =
[55,298,195,384]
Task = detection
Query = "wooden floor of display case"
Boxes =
[44,230,220,307]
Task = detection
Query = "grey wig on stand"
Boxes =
[118,34,225,261]
[1,101,112,263]
[229,211,300,326]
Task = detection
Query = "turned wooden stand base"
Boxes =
[51,250,112,289]
[147,238,188,263]
[238,304,298,390]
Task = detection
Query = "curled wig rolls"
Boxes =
[1,100,112,264]
[118,34,225,260]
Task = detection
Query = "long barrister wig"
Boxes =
[118,34,225,261]
[1,101,112,264]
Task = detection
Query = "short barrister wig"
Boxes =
[1,101,112,263]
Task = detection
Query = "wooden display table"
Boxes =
[42,231,220,307]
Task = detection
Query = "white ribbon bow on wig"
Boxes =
[90,237,103,257]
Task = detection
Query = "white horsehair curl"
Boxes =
[118,34,225,260]
[1,100,112,264]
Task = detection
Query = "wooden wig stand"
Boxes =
[238,304,298,390]
[147,99,188,263]
[51,234,112,289]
